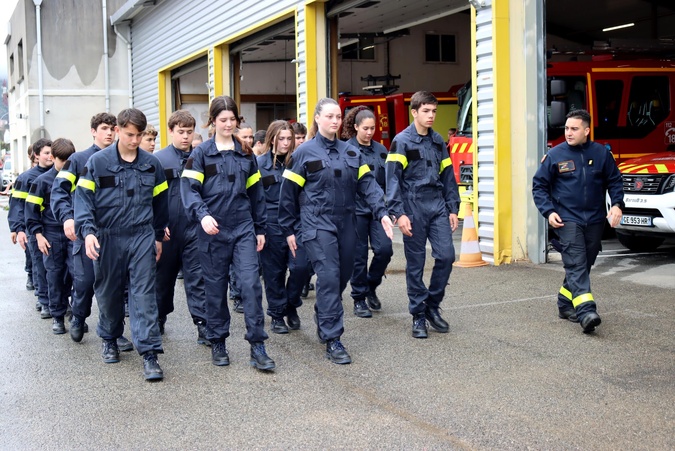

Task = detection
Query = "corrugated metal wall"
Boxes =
[474,3,496,263]
[128,0,301,128]
[295,6,307,125]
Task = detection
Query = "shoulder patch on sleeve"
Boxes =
[185,158,194,170]
[62,160,71,171]
[29,183,39,194]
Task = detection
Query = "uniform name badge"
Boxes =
[558,160,575,173]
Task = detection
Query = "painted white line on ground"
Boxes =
[448,294,557,310]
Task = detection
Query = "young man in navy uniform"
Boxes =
[386,91,460,339]
[75,108,169,381]
[25,138,76,334]
[533,109,624,333]
[153,110,209,343]
[51,113,135,351]
[8,139,53,318]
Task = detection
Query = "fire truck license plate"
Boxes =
[620,215,652,227]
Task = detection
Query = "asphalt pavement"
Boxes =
[0,205,673,450]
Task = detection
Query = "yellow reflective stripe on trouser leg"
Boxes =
[282,169,306,187]
[559,287,572,300]
[385,153,408,169]
[77,179,96,192]
[246,170,261,189]
[181,169,205,184]
[572,293,595,308]
[153,180,168,197]
[358,164,370,180]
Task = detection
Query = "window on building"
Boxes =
[626,76,669,130]
[9,53,14,84]
[17,40,24,82]
[341,37,375,61]
[425,34,456,63]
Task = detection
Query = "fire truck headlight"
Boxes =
[663,175,675,193]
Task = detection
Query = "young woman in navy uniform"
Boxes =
[278,98,394,364]
[257,120,311,334]
[181,96,275,371]
[342,106,393,318]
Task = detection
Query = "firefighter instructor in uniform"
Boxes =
[532,109,624,333]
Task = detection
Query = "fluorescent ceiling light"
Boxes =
[602,23,634,32]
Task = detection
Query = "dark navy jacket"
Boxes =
[278,133,388,241]
[154,144,194,230]
[180,137,266,236]
[25,167,61,235]
[532,140,624,226]
[51,144,100,226]
[74,142,169,241]
[256,150,286,233]
[346,137,388,217]
[8,165,50,234]
[385,123,460,219]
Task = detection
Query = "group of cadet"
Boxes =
[8,89,619,382]
[7,91,461,381]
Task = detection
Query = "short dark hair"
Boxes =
[90,112,117,131]
[117,108,147,132]
[168,110,196,130]
[51,138,76,161]
[32,138,53,156]
[292,122,307,136]
[410,91,438,111]
[566,109,591,127]
[253,130,266,145]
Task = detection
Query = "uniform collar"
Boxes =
[406,123,444,146]
[316,132,338,152]
[204,136,247,157]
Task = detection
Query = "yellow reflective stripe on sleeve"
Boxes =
[56,170,77,185]
[181,169,204,184]
[559,286,572,300]
[358,164,370,180]
[77,178,96,192]
[439,157,452,174]
[11,190,29,200]
[153,180,168,197]
[246,170,261,189]
[386,153,408,170]
[572,293,595,308]
[282,169,306,188]
[26,194,45,211]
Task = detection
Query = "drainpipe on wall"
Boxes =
[33,0,44,138]
[113,22,133,108]
[102,0,110,112]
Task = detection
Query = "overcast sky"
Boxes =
[1,0,20,79]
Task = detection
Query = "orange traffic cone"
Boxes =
[454,202,488,268]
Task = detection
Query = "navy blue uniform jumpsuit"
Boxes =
[154,144,207,325]
[278,133,388,342]
[180,138,268,344]
[257,150,311,321]
[74,143,169,355]
[385,123,460,316]
[9,165,50,307]
[26,167,74,319]
[346,137,393,303]
[532,140,624,320]
[51,145,100,322]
